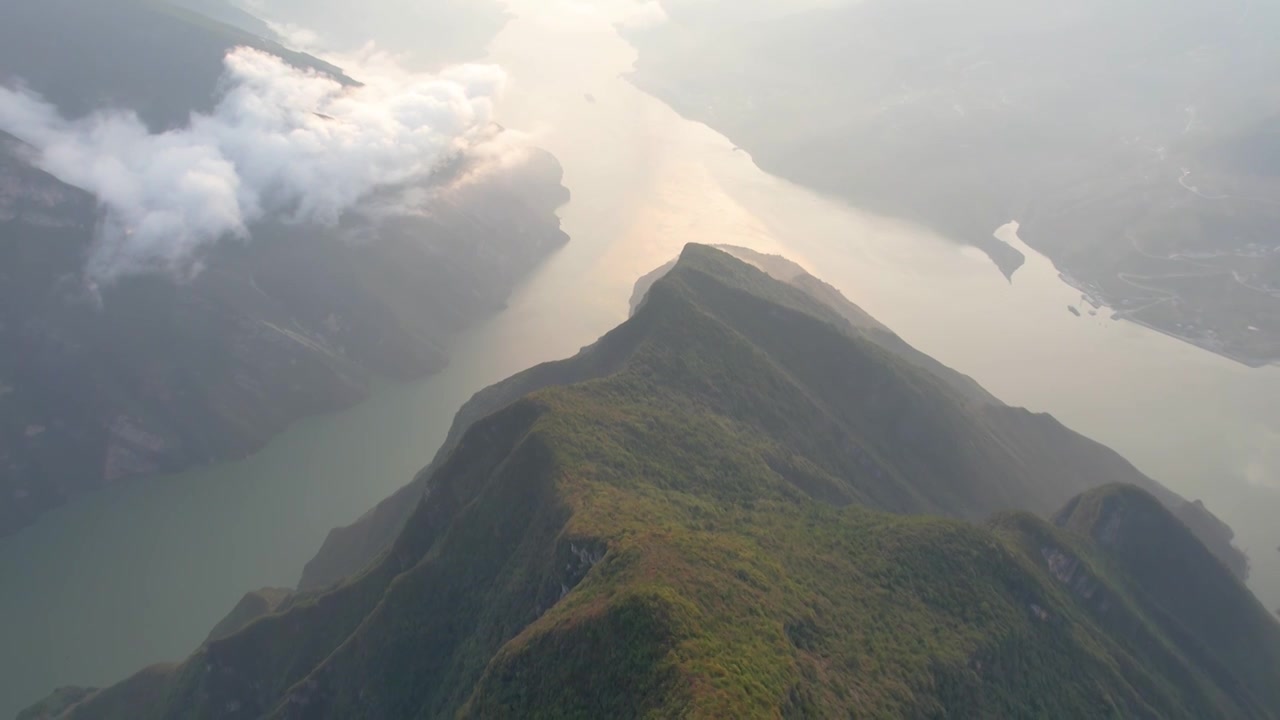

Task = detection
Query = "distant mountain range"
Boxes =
[239,0,509,70]
[0,0,351,131]
[626,0,1280,366]
[0,0,569,534]
[33,245,1276,719]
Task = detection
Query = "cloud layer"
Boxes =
[0,47,505,282]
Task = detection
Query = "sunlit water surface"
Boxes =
[1,3,1276,715]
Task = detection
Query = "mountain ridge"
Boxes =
[625,0,1280,366]
[299,244,1245,590]
[41,245,1278,719]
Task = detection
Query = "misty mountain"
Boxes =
[36,245,1278,718]
[243,0,509,70]
[0,0,570,534]
[164,0,280,42]
[298,244,1247,592]
[627,0,1280,366]
[0,0,350,132]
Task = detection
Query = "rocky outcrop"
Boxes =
[1175,499,1251,582]
[1040,545,1111,615]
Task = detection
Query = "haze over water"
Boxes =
[0,1,1276,715]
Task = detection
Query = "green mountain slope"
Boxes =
[299,243,1244,590]
[1052,485,1280,712]
[48,245,1279,719]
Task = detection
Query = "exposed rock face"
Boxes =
[1050,484,1280,714]
[1040,545,1110,613]
[0,138,86,228]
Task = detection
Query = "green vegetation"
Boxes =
[53,246,1280,718]
[0,0,349,130]
[303,240,1199,590]
[203,588,294,644]
[15,688,97,720]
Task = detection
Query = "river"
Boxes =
[2,1,1278,715]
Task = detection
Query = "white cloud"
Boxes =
[0,47,507,282]
[264,20,324,53]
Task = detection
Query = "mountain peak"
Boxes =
[1053,484,1280,714]
[1054,483,1181,549]
[57,247,1280,719]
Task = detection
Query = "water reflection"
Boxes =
[1,1,1276,715]
[486,0,1280,608]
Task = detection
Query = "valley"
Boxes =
[3,0,1279,716]
[45,245,1280,718]
[626,0,1280,367]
